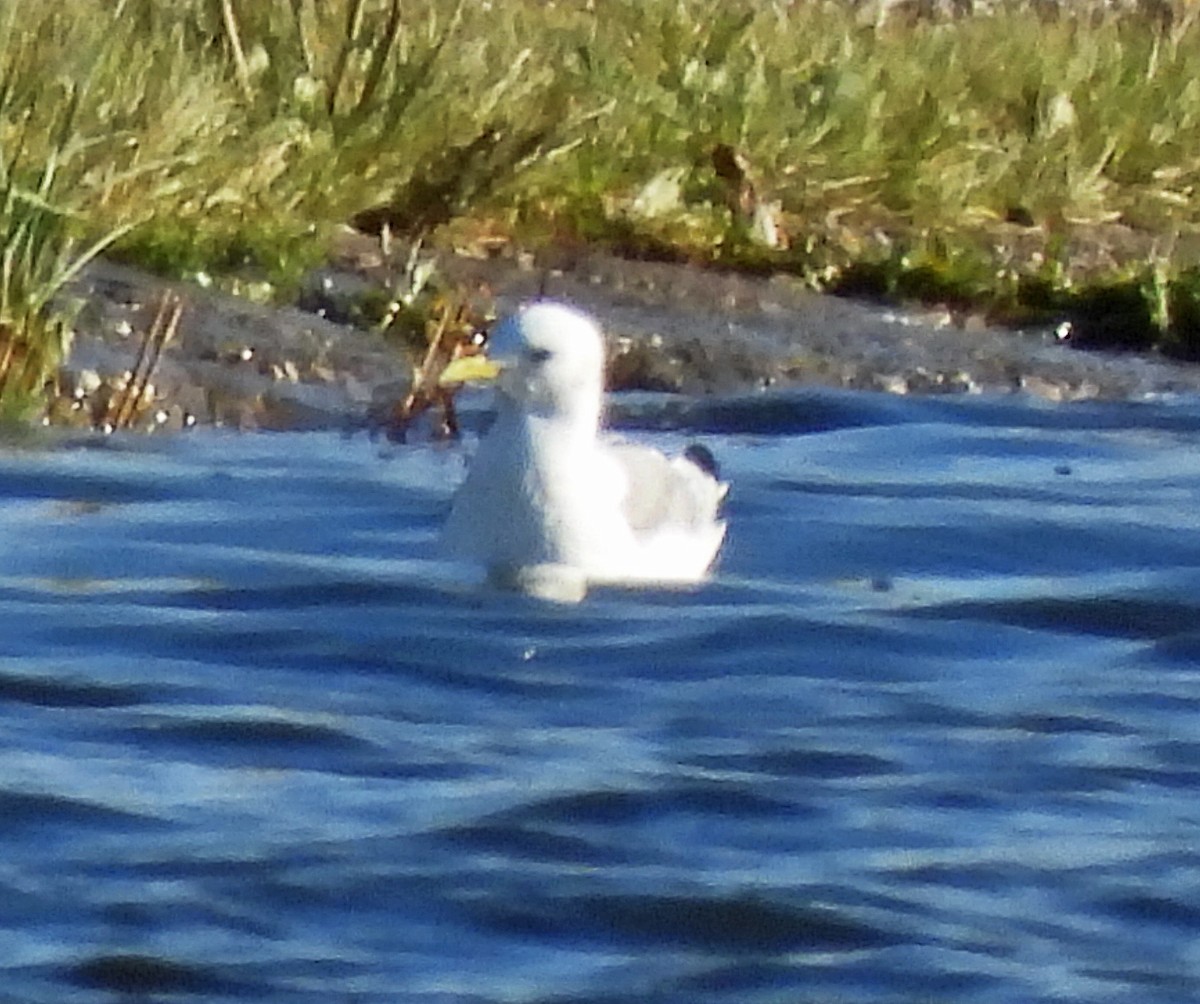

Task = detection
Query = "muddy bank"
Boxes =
[55,238,1200,435]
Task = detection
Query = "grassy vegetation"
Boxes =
[3,0,1200,417]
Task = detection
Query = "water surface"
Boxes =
[2,388,1199,1003]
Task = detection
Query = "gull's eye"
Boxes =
[469,328,488,349]
[528,347,552,364]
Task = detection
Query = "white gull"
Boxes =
[439,301,727,601]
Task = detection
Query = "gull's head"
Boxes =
[442,302,605,422]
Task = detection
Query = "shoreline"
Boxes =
[6,0,1200,426]
[46,238,1200,437]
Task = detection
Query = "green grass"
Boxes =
[3,0,1200,417]
[0,4,137,419]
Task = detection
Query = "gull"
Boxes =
[439,301,727,601]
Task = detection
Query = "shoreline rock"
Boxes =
[53,242,1200,436]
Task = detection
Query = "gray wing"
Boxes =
[606,442,726,537]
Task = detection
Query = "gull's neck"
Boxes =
[495,390,603,448]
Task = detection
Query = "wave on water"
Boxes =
[2,387,1199,1003]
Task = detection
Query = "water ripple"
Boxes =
[2,393,1199,1003]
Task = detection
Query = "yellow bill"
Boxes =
[438,355,502,387]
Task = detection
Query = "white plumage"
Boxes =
[441,302,727,601]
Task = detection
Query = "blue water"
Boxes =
[2,387,1199,1004]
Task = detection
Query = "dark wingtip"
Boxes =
[684,442,721,480]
